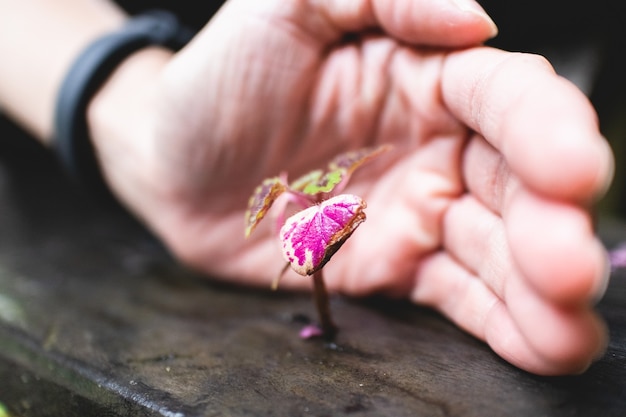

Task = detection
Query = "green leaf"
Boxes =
[244,177,286,238]
[245,145,391,238]
[291,168,345,196]
[302,169,344,195]
[290,145,392,198]
[289,169,324,192]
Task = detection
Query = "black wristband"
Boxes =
[53,10,194,194]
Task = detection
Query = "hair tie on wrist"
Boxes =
[54,10,194,195]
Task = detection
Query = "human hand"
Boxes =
[88,0,613,375]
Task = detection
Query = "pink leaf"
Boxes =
[280,194,366,276]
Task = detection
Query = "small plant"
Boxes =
[245,145,390,340]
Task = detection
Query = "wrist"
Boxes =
[54,9,195,203]
[86,47,174,207]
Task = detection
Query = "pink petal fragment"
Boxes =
[609,243,626,271]
[299,324,324,339]
[280,194,366,276]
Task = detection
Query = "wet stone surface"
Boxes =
[1,117,626,416]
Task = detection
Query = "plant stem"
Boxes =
[312,270,337,339]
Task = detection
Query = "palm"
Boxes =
[131,1,612,375]
[155,13,463,288]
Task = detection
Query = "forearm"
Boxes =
[0,0,127,143]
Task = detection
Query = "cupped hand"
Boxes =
[91,0,614,375]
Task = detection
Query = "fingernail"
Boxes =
[450,0,499,37]
[592,241,611,304]
[594,136,615,201]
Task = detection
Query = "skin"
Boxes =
[0,0,615,375]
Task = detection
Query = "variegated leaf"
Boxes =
[280,194,366,276]
[244,177,286,238]
[328,144,392,175]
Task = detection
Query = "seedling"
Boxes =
[245,145,390,339]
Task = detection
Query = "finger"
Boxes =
[503,267,608,374]
[462,133,518,216]
[230,0,497,47]
[411,252,600,375]
[332,0,498,46]
[460,133,611,304]
[411,251,510,343]
[506,188,610,304]
[442,194,511,300]
[441,47,614,202]
[484,299,604,376]
[442,196,608,373]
